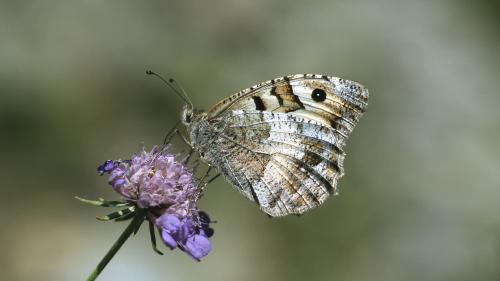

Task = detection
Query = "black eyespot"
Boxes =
[311,88,327,102]
[183,111,192,123]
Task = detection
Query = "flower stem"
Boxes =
[86,208,145,281]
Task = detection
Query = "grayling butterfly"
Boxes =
[151,72,369,217]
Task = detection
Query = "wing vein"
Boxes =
[221,135,331,207]
[218,134,291,214]
[276,153,334,194]
[229,119,349,140]
[265,138,341,173]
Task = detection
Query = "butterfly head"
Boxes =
[181,104,195,125]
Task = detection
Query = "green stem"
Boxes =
[86,208,145,281]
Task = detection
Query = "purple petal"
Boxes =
[178,174,192,184]
[174,219,196,242]
[108,169,125,182]
[156,214,182,233]
[184,234,212,261]
[111,178,126,188]
[161,230,177,249]
[97,160,115,175]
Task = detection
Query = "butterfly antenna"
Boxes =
[146,70,193,108]
[168,78,193,109]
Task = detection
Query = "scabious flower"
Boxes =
[97,146,214,261]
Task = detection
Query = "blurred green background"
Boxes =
[1,0,500,280]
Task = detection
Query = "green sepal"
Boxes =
[114,211,136,222]
[97,206,136,221]
[75,196,131,207]
[149,221,164,255]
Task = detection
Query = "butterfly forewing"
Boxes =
[189,74,368,217]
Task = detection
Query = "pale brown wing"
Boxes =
[205,74,368,216]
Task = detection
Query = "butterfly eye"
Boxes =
[184,112,191,123]
[311,89,327,102]
[181,107,193,124]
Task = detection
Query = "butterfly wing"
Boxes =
[201,74,368,217]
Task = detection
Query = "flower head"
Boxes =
[98,147,196,208]
[97,146,214,261]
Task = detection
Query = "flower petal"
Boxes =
[156,214,182,233]
[111,178,126,188]
[161,230,177,250]
[184,234,212,261]
[97,160,115,175]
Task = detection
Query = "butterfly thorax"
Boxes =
[182,108,223,160]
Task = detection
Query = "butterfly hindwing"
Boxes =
[190,74,368,217]
[223,112,340,216]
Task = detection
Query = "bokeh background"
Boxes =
[1,0,500,280]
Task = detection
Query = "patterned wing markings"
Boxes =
[267,156,326,215]
[225,112,343,184]
[211,117,336,216]
[268,154,332,215]
[216,134,291,214]
[208,75,367,150]
[207,74,368,121]
[264,138,342,174]
[223,115,344,180]
[209,113,342,216]
[214,91,362,139]
[227,126,343,180]
[218,132,317,215]
[213,123,335,216]
[190,74,368,216]
[264,159,313,212]
[227,111,345,151]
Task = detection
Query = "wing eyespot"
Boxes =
[311,88,327,102]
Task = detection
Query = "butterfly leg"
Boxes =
[195,168,221,199]
[182,148,194,165]
[148,220,164,255]
[175,129,192,147]
[163,126,193,147]
[198,173,220,199]
[197,166,213,189]
[205,173,220,185]
[162,120,181,145]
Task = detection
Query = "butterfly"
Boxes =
[163,73,369,217]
